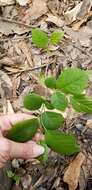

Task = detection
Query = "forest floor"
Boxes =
[0,0,92,190]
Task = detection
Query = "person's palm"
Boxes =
[0,113,44,168]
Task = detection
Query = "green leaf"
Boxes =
[41,111,64,130]
[32,28,49,49]
[7,170,21,182]
[6,118,39,142]
[50,30,64,45]
[45,130,80,155]
[24,93,44,110]
[51,92,68,111]
[45,77,56,89]
[44,100,54,110]
[13,175,21,183]
[56,68,89,95]
[7,170,14,178]
[70,94,92,113]
[38,140,49,163]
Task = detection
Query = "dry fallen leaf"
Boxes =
[63,152,85,190]
[65,0,92,25]
[64,26,92,47]
[47,0,59,16]
[13,86,31,111]
[32,83,51,98]
[0,70,12,98]
[77,0,92,19]
[0,70,13,114]
[72,11,92,31]
[65,0,92,29]
[78,26,92,47]
[29,0,47,20]
[46,14,64,27]
[0,0,14,6]
[16,0,30,6]
[86,119,92,129]
[12,75,20,98]
[64,2,82,24]
[19,40,33,67]
[0,18,30,35]
[6,100,14,114]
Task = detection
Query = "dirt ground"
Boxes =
[0,0,92,189]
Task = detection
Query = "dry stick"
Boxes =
[0,35,32,42]
[8,63,53,75]
[0,16,34,29]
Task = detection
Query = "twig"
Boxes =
[0,35,32,42]
[8,63,53,75]
[0,16,34,29]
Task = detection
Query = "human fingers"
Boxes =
[9,140,44,159]
[0,137,44,168]
[32,132,44,142]
[0,113,34,134]
[0,138,11,168]
[0,138,45,168]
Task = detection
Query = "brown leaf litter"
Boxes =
[16,0,31,6]
[64,0,92,28]
[64,25,92,47]
[0,17,31,35]
[0,0,92,189]
[63,152,85,190]
[0,0,14,6]
[86,119,92,129]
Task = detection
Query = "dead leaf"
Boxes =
[46,14,64,27]
[65,107,82,126]
[4,66,22,73]
[86,119,92,129]
[6,100,14,114]
[47,0,59,16]
[65,0,92,25]
[32,83,51,98]
[0,18,31,35]
[78,26,92,47]
[29,0,47,21]
[33,54,41,69]
[77,0,92,19]
[64,26,79,42]
[16,0,31,6]
[3,100,14,114]
[19,40,33,67]
[0,70,13,114]
[63,152,85,190]
[52,177,61,189]
[0,0,14,6]
[64,2,82,24]
[72,11,92,31]
[0,57,15,67]
[12,75,20,98]
[0,70,12,99]
[13,86,31,111]
[64,26,92,47]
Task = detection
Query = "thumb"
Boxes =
[9,140,44,159]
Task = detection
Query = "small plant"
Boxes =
[31,28,64,49]
[6,68,92,162]
[7,170,21,183]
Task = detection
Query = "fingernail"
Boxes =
[34,144,44,156]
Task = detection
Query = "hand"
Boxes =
[0,113,44,168]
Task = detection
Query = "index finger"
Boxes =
[0,113,34,134]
